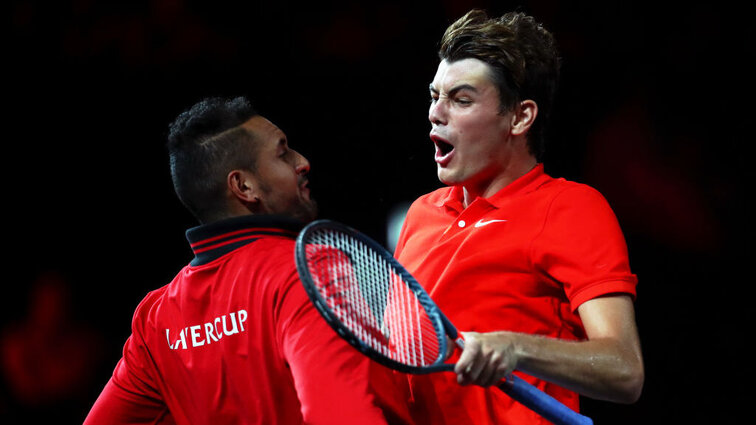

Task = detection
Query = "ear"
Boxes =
[510,100,538,136]
[227,169,261,205]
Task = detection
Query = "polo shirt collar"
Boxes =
[186,215,304,266]
[436,163,551,211]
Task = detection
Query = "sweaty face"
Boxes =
[428,58,517,195]
[242,116,318,223]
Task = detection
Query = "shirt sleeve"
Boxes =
[531,185,638,311]
[83,372,173,425]
[276,267,399,425]
[84,293,171,425]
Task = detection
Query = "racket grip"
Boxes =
[497,374,593,425]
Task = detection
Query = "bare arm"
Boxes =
[454,294,644,403]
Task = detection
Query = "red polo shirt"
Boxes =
[394,164,637,424]
[85,215,409,425]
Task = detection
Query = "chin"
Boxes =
[297,202,319,224]
[437,169,461,187]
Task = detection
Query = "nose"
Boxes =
[428,98,447,126]
[294,151,310,175]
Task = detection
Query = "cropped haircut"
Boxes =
[439,9,560,161]
[167,96,259,223]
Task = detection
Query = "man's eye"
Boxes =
[455,98,472,105]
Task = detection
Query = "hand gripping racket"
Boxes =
[295,220,593,425]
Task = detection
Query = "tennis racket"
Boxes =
[294,219,593,425]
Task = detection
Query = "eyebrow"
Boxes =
[429,83,479,96]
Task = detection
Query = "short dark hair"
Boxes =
[439,9,560,161]
[167,96,259,223]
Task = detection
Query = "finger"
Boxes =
[474,350,504,387]
[483,363,508,387]
[477,352,508,387]
[454,355,471,375]
[460,350,490,385]
[475,364,497,387]
[486,355,516,387]
[454,338,482,384]
[453,335,475,375]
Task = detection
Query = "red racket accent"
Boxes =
[303,233,442,367]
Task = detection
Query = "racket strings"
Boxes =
[305,229,442,367]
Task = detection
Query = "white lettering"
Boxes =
[205,322,219,343]
[190,325,204,347]
[223,313,239,336]
[165,309,248,350]
[238,309,247,332]
[214,317,223,340]
[176,328,188,350]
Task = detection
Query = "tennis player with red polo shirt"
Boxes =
[84,97,410,425]
[392,10,644,425]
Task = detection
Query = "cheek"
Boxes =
[456,116,496,148]
[456,107,496,133]
[268,164,295,182]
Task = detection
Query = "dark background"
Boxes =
[3,0,753,423]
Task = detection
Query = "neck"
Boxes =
[462,157,538,207]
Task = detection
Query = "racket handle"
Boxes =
[497,374,593,425]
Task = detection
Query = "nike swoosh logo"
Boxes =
[474,219,508,228]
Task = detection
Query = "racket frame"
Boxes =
[295,219,455,374]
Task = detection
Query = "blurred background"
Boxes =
[4,0,753,423]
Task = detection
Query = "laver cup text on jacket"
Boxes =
[165,309,248,350]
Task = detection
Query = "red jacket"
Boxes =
[85,215,408,425]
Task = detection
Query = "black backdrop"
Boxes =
[4,0,754,423]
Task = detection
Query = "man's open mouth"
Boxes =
[437,139,453,155]
[431,134,455,165]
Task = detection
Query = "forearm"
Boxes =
[511,332,643,403]
[455,296,644,404]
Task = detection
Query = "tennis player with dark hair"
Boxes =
[392,9,644,424]
[84,97,409,425]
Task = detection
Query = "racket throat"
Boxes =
[453,336,465,350]
[445,336,465,360]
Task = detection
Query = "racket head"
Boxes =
[295,219,453,374]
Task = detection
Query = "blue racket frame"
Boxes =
[296,219,454,374]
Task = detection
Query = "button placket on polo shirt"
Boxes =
[440,198,495,241]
